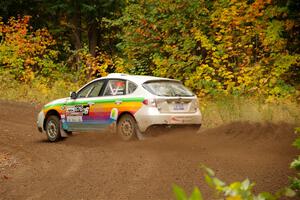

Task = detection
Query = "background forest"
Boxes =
[0,0,299,103]
[1,1,300,199]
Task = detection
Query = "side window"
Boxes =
[103,79,126,96]
[77,80,104,98]
[88,81,104,97]
[127,81,137,94]
[77,84,94,98]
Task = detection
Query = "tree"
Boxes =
[44,0,124,55]
[116,0,299,98]
[0,16,60,82]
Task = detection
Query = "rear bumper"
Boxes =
[134,106,202,132]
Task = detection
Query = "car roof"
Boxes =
[76,73,183,94]
[99,73,180,84]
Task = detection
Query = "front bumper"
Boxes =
[134,106,202,132]
[37,110,45,133]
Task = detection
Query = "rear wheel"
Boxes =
[45,115,61,142]
[117,114,137,141]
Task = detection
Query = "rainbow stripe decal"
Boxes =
[43,97,144,131]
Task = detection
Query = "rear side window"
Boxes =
[103,79,126,96]
[127,81,137,94]
[143,81,194,97]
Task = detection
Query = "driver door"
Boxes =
[64,80,105,131]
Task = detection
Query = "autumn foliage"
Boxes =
[0,0,299,100]
[0,16,113,84]
[0,16,59,82]
[116,0,299,99]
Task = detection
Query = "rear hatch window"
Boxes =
[143,80,194,97]
[143,80,198,113]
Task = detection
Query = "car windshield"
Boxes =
[143,81,194,97]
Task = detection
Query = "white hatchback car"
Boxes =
[37,73,202,141]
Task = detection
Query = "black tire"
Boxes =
[117,114,137,141]
[45,115,61,142]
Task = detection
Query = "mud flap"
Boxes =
[60,121,68,137]
[60,128,68,137]
[135,125,146,140]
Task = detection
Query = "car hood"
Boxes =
[44,97,68,108]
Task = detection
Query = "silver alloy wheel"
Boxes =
[120,119,134,137]
[117,114,137,141]
[47,120,58,139]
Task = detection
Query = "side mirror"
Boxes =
[70,91,77,99]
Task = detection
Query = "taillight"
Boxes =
[142,99,149,105]
[142,99,157,107]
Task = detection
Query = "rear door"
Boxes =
[101,79,127,122]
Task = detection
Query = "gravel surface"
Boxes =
[0,100,298,200]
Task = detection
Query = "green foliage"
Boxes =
[201,165,281,200]
[290,157,300,170]
[0,0,300,101]
[173,166,295,200]
[115,0,299,98]
[173,185,203,200]
[0,70,79,103]
[0,16,62,82]
[289,127,300,197]
[63,45,114,81]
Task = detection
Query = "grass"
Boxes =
[1,73,299,128]
[200,96,300,128]
[0,72,80,104]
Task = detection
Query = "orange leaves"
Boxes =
[76,49,113,78]
[118,0,298,98]
[0,16,59,82]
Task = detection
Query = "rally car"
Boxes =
[37,73,202,141]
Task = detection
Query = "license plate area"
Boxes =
[173,103,185,111]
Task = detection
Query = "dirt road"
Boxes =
[0,101,298,200]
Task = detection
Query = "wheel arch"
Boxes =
[117,111,137,125]
[43,109,61,130]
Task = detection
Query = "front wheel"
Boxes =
[45,115,61,142]
[117,114,137,141]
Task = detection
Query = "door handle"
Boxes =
[87,102,95,106]
[115,100,122,105]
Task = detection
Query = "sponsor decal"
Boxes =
[66,116,83,122]
[66,105,90,116]
[82,106,90,115]
[110,108,118,120]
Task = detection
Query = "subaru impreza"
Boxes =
[37,73,202,141]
